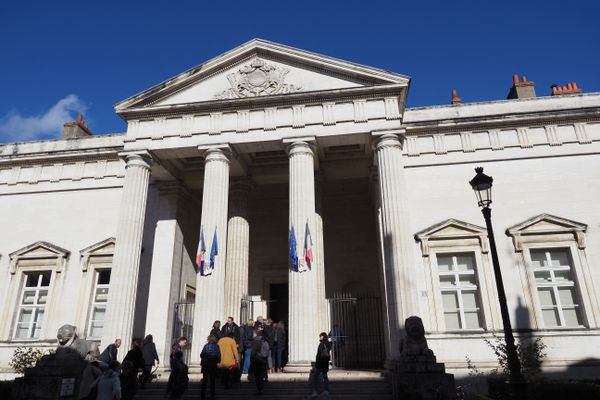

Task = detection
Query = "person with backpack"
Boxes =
[250,328,270,395]
[241,319,254,374]
[94,360,122,400]
[200,335,221,400]
[311,332,332,398]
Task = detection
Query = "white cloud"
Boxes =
[0,94,88,143]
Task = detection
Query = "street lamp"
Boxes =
[469,167,528,400]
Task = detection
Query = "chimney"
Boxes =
[551,82,582,96]
[62,114,93,139]
[451,88,462,104]
[507,74,536,99]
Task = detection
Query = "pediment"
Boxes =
[80,238,115,271]
[9,241,70,274]
[415,219,486,240]
[414,219,488,256]
[115,39,409,112]
[506,214,587,236]
[10,241,70,259]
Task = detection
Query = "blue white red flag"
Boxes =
[196,226,206,275]
[289,224,299,272]
[208,227,218,275]
[303,220,314,270]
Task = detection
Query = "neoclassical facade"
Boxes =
[1,39,600,376]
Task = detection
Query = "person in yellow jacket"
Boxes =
[217,331,240,389]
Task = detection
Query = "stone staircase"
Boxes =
[134,370,393,400]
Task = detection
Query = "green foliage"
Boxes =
[8,347,52,374]
[483,334,547,376]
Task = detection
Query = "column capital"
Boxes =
[119,150,154,170]
[199,144,233,164]
[284,137,316,158]
[372,129,407,151]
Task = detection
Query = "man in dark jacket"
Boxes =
[311,332,332,397]
[250,329,269,395]
[241,319,254,374]
[141,334,159,388]
[170,337,188,365]
[98,338,121,368]
[221,317,240,347]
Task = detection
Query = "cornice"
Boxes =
[0,148,121,167]
[117,84,407,121]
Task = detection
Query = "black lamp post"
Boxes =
[469,167,528,399]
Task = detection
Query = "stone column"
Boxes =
[286,139,327,365]
[145,182,185,366]
[223,177,252,322]
[314,174,328,333]
[102,151,153,355]
[191,146,231,364]
[369,169,392,364]
[373,130,420,361]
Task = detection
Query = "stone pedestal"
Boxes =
[392,355,457,400]
[13,349,88,400]
[191,146,231,364]
[102,151,152,355]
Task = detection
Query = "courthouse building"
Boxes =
[1,39,600,376]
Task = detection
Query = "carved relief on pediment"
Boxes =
[215,58,301,99]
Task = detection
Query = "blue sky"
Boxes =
[0,0,598,142]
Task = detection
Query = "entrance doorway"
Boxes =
[269,283,289,324]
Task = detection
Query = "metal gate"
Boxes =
[172,301,194,365]
[240,295,256,324]
[328,293,385,369]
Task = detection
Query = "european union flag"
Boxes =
[289,224,299,272]
[209,227,218,274]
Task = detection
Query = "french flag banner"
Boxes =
[208,227,218,275]
[303,220,314,270]
[196,226,206,275]
[289,224,299,272]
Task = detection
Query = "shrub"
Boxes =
[483,334,547,377]
[8,347,50,374]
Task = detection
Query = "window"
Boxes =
[87,270,111,338]
[15,271,51,339]
[436,253,483,330]
[530,248,582,327]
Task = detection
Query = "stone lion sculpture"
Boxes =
[399,316,434,357]
[56,324,99,360]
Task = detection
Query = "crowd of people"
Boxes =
[76,315,332,400]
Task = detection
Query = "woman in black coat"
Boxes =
[124,339,145,373]
[210,320,222,341]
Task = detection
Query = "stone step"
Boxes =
[134,378,393,400]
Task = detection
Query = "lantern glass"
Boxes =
[469,167,493,208]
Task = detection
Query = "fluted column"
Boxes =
[374,131,420,361]
[314,174,328,334]
[223,177,252,322]
[102,151,153,355]
[369,168,392,364]
[286,139,326,364]
[191,146,231,364]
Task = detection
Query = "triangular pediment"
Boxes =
[10,241,70,259]
[115,39,409,112]
[506,213,587,236]
[80,238,115,257]
[415,219,486,240]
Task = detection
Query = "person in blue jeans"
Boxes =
[311,332,331,397]
[242,319,255,374]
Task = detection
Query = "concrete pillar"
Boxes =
[286,139,327,364]
[373,130,420,361]
[102,151,153,355]
[223,177,252,322]
[191,146,231,364]
[314,174,329,333]
[144,182,185,366]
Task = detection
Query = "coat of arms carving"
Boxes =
[215,58,301,99]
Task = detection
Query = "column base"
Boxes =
[284,362,313,373]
